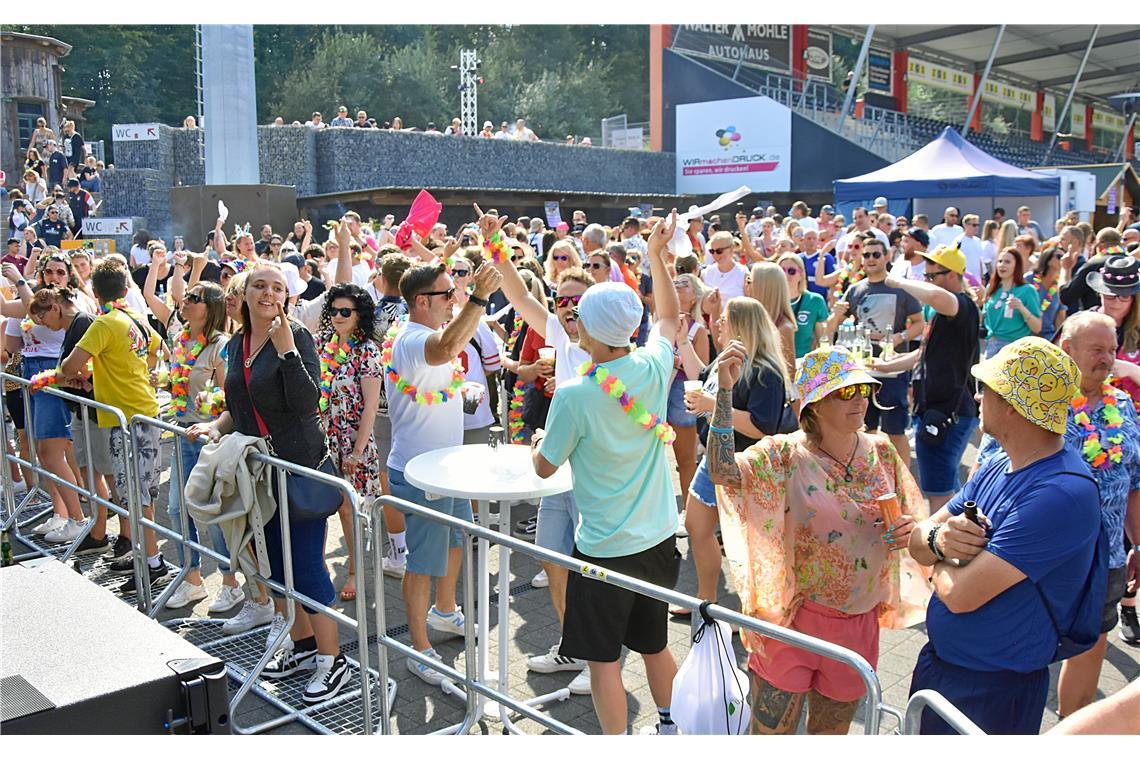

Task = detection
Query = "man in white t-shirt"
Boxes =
[452,281,502,442]
[953,214,987,286]
[701,231,748,300]
[386,258,504,685]
[890,228,930,281]
[930,206,964,250]
[836,206,891,255]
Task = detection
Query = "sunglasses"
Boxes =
[673,280,691,288]
[627,256,640,264]
[44,267,68,276]
[330,307,357,317]
[552,255,569,262]
[835,383,873,401]
[511,255,524,263]
[451,269,471,277]
[924,269,951,281]
[865,251,886,260]
[781,266,800,276]
[184,292,206,304]
[555,294,583,308]
[710,246,732,254]
[419,288,456,300]
[588,262,609,270]
[1103,293,1134,302]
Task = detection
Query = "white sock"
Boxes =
[390,531,407,558]
[147,553,163,570]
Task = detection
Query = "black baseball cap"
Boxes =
[67,178,80,187]
[906,228,930,248]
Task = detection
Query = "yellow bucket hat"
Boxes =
[796,345,881,412]
[970,336,1081,435]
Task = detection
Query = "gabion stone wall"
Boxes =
[172,128,206,187]
[258,126,317,197]
[101,168,172,242]
[111,124,177,185]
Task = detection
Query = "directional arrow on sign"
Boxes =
[116,221,129,232]
[146,127,156,137]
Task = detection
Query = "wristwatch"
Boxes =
[15,279,28,289]
[468,293,489,308]
[278,349,299,361]
[927,525,946,561]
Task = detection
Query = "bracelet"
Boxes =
[709,424,734,435]
[468,293,489,308]
[927,525,946,561]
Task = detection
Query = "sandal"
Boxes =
[669,607,692,618]
[339,569,357,602]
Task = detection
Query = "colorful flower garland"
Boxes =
[197,387,226,418]
[318,331,362,412]
[483,231,509,264]
[21,317,35,333]
[29,368,61,393]
[380,319,464,406]
[169,329,207,418]
[577,360,676,445]
[1071,382,1124,470]
[1027,274,1058,314]
[508,380,527,443]
[832,263,864,301]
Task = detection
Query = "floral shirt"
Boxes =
[320,336,383,497]
[717,431,930,657]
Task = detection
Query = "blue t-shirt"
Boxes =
[801,251,836,299]
[539,335,677,557]
[926,447,1099,673]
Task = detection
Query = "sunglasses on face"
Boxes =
[924,269,951,281]
[588,261,609,270]
[710,246,732,254]
[1103,293,1134,302]
[330,307,357,317]
[44,267,68,276]
[781,266,800,276]
[184,292,206,304]
[865,251,886,260]
[552,255,569,262]
[511,255,524,263]
[452,269,471,277]
[835,383,873,401]
[627,256,640,265]
[420,288,456,300]
[555,294,583,308]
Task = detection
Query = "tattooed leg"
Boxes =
[805,690,860,735]
[707,386,741,488]
[748,672,806,735]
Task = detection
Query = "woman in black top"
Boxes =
[187,261,349,704]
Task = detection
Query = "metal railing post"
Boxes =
[904,689,986,735]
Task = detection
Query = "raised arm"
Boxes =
[212,217,227,259]
[736,213,763,264]
[884,274,959,317]
[479,204,550,337]
[424,264,504,366]
[648,210,681,344]
[334,219,354,285]
[142,258,173,327]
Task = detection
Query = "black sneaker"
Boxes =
[73,533,111,556]
[110,535,131,559]
[1120,605,1140,646]
[107,554,137,575]
[263,646,318,679]
[302,653,351,704]
[119,563,170,593]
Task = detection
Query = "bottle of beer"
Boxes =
[1,529,13,568]
[963,501,982,527]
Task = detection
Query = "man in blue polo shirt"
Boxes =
[906,337,1101,734]
[800,227,835,299]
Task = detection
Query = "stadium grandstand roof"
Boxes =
[831,25,1140,106]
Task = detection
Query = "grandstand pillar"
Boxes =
[969,73,983,134]
[1031,91,1044,142]
[892,50,908,113]
[650,25,670,152]
[1086,103,1095,151]
[1127,120,1136,161]
[792,26,808,81]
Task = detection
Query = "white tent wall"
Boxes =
[913,195,1059,231]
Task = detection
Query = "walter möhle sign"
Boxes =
[673,25,792,73]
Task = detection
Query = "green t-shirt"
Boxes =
[983,283,1041,343]
[791,291,830,358]
[539,335,678,558]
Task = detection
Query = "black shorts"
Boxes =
[559,536,680,663]
[5,387,25,431]
[1101,566,1128,634]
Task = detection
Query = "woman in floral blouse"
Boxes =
[317,282,382,602]
[709,344,929,735]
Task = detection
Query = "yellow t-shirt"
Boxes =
[76,308,160,427]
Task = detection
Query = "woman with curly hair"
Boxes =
[317,282,382,602]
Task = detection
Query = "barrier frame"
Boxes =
[904,689,986,735]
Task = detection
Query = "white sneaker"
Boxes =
[303,653,350,704]
[531,569,549,588]
[382,555,406,579]
[675,511,689,538]
[208,585,246,613]
[639,722,679,735]
[44,518,84,543]
[426,605,475,638]
[568,667,592,695]
[527,642,585,673]
[265,613,294,654]
[221,598,275,634]
[11,479,28,496]
[165,581,208,609]
[406,647,449,686]
[33,515,67,536]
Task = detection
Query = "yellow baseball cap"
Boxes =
[970,336,1081,434]
[920,244,967,275]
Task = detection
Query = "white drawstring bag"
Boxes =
[671,611,751,735]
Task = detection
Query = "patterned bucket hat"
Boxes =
[796,345,881,413]
[970,336,1080,435]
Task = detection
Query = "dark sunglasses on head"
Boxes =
[588,261,609,270]
[673,279,690,288]
[835,383,873,401]
[555,294,583,308]
[330,307,357,317]
[552,255,569,262]
[419,287,456,300]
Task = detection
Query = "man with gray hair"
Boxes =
[583,223,622,283]
[528,217,546,257]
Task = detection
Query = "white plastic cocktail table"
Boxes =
[404,443,572,734]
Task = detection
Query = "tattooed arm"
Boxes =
[707,340,746,489]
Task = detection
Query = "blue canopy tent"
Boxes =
[833,127,1061,222]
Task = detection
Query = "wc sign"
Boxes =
[112,123,160,141]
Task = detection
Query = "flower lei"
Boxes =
[508,380,527,443]
[99,298,132,315]
[21,317,35,333]
[318,331,362,412]
[380,319,464,405]
[1026,274,1057,314]
[169,329,207,418]
[1071,382,1125,470]
[578,360,676,445]
[832,263,864,300]
[197,387,226,418]
[29,368,61,393]
[483,231,509,264]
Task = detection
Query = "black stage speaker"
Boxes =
[0,558,230,734]
[170,184,298,248]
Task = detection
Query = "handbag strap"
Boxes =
[241,332,271,439]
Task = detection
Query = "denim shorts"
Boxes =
[536,489,578,557]
[983,336,1011,359]
[23,356,71,441]
[913,414,977,498]
[667,375,697,428]
[864,373,910,436]
[388,467,472,577]
[689,455,717,507]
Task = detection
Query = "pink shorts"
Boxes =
[748,599,880,703]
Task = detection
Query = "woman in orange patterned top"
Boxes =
[708,344,930,735]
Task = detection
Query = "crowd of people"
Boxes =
[250,109,576,142]
[1,191,1138,734]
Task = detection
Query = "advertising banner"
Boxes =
[867,49,893,94]
[805,29,832,81]
[1043,93,1057,133]
[672,25,793,73]
[1071,105,1087,139]
[676,96,791,195]
[907,58,972,95]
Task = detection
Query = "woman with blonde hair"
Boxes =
[997,219,1018,255]
[777,253,831,358]
[675,296,792,613]
[748,262,797,379]
[980,219,1000,280]
[669,272,710,503]
[543,240,581,288]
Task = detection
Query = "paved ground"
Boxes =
[6,428,1138,735]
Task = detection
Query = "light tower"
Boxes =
[455,49,481,136]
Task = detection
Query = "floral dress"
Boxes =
[320,337,383,497]
[717,431,930,660]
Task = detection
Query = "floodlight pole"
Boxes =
[1045,25,1099,164]
[836,25,876,133]
[963,25,1005,134]
[459,49,479,137]
[1115,112,1137,163]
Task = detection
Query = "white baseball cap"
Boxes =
[873,196,889,208]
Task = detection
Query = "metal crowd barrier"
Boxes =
[370,493,892,736]
[904,689,986,735]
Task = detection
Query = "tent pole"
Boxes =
[1045,25,1099,164]
[962,25,1005,135]
[836,25,876,134]
[1114,113,1137,163]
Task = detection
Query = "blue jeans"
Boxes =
[167,436,230,572]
